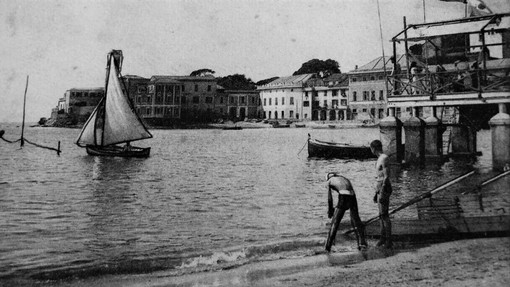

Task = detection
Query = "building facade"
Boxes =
[347,56,404,121]
[64,87,104,117]
[257,74,314,121]
[216,89,261,119]
[304,73,349,121]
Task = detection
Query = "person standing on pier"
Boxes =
[325,173,367,251]
[370,140,393,248]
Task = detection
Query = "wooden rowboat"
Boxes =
[307,135,375,159]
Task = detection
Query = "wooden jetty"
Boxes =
[343,170,510,241]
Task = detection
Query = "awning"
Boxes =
[394,15,510,42]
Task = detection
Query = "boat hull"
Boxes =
[308,138,375,159]
[86,145,151,158]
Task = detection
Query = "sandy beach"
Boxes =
[35,236,509,287]
[255,237,510,287]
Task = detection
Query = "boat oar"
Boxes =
[461,169,510,195]
[345,170,475,234]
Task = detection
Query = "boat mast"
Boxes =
[20,75,29,148]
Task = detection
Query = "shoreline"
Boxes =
[21,236,509,287]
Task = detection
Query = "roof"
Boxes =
[67,87,104,92]
[123,75,148,80]
[349,54,406,74]
[150,75,216,82]
[257,74,315,89]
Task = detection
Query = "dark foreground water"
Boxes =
[0,124,494,284]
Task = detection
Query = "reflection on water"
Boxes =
[0,124,498,281]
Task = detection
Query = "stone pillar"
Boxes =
[451,125,477,156]
[403,107,425,165]
[343,110,347,121]
[379,107,403,164]
[424,107,443,162]
[489,104,510,171]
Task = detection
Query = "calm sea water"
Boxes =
[0,124,493,283]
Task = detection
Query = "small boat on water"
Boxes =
[75,50,153,157]
[307,134,375,159]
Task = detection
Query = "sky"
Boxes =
[1,0,509,122]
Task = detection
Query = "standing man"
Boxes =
[325,173,367,252]
[370,140,393,249]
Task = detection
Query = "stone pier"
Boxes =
[489,104,510,171]
[424,107,443,162]
[379,108,403,165]
[403,107,425,165]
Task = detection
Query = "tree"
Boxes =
[217,74,256,90]
[293,59,341,76]
[190,68,215,77]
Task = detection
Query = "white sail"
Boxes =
[102,58,151,145]
[76,56,152,147]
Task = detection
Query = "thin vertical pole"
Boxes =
[423,0,426,22]
[20,75,29,147]
[376,0,388,94]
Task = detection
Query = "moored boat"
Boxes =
[307,134,375,159]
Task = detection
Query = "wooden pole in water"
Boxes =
[20,75,29,147]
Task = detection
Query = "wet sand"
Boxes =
[255,237,510,287]
[39,237,509,287]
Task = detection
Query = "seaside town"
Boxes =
[1,0,510,286]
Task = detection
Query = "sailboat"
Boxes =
[75,50,152,157]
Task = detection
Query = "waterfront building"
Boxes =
[257,74,314,121]
[63,87,104,117]
[347,55,406,121]
[304,73,349,121]
[216,86,261,120]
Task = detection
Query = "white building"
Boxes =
[257,74,314,121]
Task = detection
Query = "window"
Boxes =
[332,90,338,97]
[379,90,384,100]
[371,91,376,101]
[352,91,357,101]
[352,78,357,82]
[281,111,284,118]
[241,96,245,104]
[182,85,185,92]
[303,101,310,107]
[269,98,272,105]
[281,97,285,105]
[332,100,338,107]
[370,76,375,81]
[362,77,367,81]
[207,85,211,91]
[340,99,347,106]
[275,97,278,105]
[290,97,294,105]
[371,108,376,117]
[230,97,235,104]
[290,111,294,118]
[194,84,198,92]
[323,100,327,107]
[220,97,224,104]
[193,96,199,103]
[205,97,213,103]
[378,75,383,80]
[362,108,367,113]
[263,98,266,106]
[363,91,368,101]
